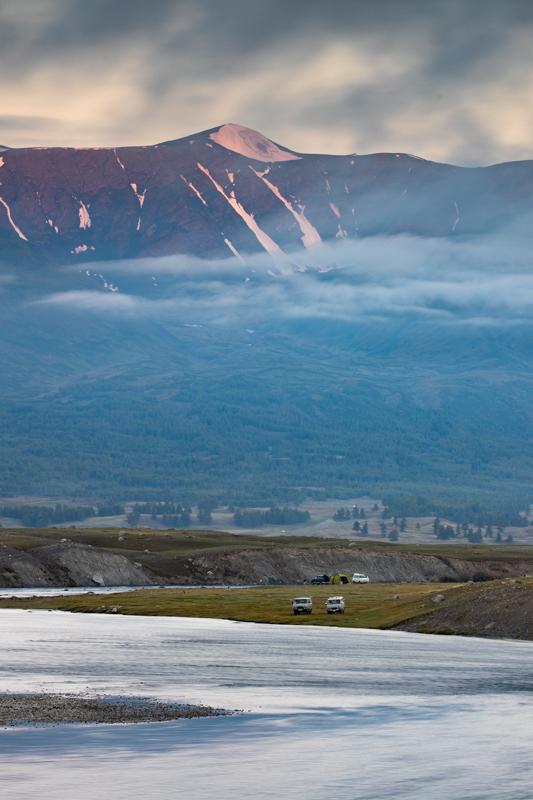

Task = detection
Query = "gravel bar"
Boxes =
[0,694,231,726]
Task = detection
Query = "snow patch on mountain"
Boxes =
[180,175,207,206]
[452,201,460,232]
[197,162,289,269]
[114,150,126,171]
[130,184,146,208]
[223,237,244,263]
[78,202,91,229]
[210,124,301,163]
[250,166,323,250]
[0,197,28,240]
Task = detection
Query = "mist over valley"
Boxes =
[0,124,532,507]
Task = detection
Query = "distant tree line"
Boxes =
[126,502,192,527]
[0,503,95,528]
[233,506,310,528]
[333,506,367,521]
[382,494,531,528]
[432,516,514,543]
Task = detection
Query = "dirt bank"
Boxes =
[395,578,533,640]
[0,542,159,587]
[3,535,533,588]
[187,545,533,585]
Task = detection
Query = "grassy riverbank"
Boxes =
[3,579,533,636]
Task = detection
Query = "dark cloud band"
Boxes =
[0,0,531,165]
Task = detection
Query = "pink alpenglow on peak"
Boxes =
[210,124,301,163]
[0,125,530,266]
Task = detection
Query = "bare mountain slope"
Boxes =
[0,123,531,266]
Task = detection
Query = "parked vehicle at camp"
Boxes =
[330,574,350,585]
[311,575,330,584]
[352,573,370,584]
[326,596,345,614]
[293,597,313,615]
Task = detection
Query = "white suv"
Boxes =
[352,573,370,584]
[293,597,313,615]
[326,596,345,614]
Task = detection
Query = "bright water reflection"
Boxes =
[0,586,157,598]
[1,610,533,799]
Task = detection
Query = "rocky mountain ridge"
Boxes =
[1,123,532,268]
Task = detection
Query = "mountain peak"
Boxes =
[209,124,301,163]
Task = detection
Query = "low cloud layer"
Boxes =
[0,0,532,166]
[39,232,533,329]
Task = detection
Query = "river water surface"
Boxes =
[1,609,533,799]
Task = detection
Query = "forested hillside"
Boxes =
[2,208,533,505]
[1,308,533,503]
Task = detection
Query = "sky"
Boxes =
[1,0,532,166]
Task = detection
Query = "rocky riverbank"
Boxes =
[2,528,533,588]
[187,545,533,586]
[395,578,533,640]
[0,541,159,587]
[0,694,229,726]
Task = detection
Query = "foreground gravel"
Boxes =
[0,694,230,726]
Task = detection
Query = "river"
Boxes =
[1,609,533,799]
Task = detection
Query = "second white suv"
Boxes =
[326,596,345,614]
[352,573,370,584]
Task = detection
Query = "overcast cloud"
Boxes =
[1,0,532,165]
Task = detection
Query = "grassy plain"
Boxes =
[0,580,525,631]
